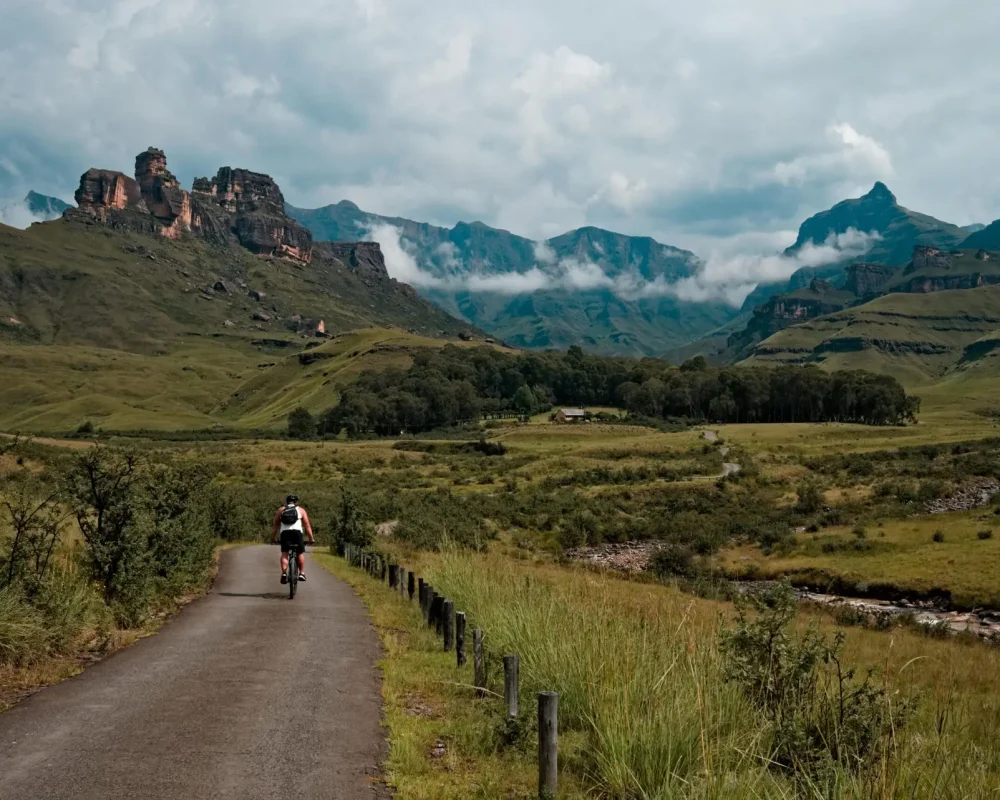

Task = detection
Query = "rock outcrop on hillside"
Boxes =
[845,262,895,298]
[75,169,143,217]
[891,246,1000,293]
[316,241,390,282]
[135,148,191,238]
[725,278,855,358]
[69,148,313,263]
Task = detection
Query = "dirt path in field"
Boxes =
[0,545,386,800]
[703,429,740,477]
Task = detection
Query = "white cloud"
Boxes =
[532,240,557,264]
[771,123,894,186]
[2,0,998,299]
[367,221,877,306]
[420,32,473,84]
[0,196,57,229]
[661,228,881,304]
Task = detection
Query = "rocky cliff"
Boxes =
[316,241,390,282]
[888,246,1000,293]
[69,148,313,263]
[725,278,855,358]
[845,262,896,298]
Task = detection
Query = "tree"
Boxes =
[63,447,150,618]
[330,489,374,551]
[680,355,708,372]
[0,470,65,588]
[513,385,538,415]
[287,407,316,439]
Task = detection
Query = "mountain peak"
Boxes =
[864,181,896,204]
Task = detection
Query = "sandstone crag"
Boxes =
[69,148,312,263]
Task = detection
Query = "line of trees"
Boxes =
[300,345,918,438]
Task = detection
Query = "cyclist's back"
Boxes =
[272,495,315,583]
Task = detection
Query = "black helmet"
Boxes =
[286,494,298,505]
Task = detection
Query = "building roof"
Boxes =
[558,408,587,416]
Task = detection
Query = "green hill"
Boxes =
[742,282,1000,386]
[0,153,483,433]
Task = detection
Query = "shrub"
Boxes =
[978,529,994,540]
[795,479,824,514]
[852,524,867,540]
[720,583,912,785]
[649,543,697,579]
[932,530,945,543]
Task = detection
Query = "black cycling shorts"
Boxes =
[280,529,305,553]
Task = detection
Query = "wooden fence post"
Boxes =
[388,564,399,589]
[504,654,519,719]
[408,572,416,601]
[456,612,466,667]
[431,594,443,633]
[538,692,558,799]
[474,629,486,697]
[443,600,455,651]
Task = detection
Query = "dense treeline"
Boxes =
[310,346,919,437]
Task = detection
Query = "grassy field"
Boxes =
[9,366,1000,795]
[0,328,485,433]
[719,511,1000,609]
[325,545,1000,798]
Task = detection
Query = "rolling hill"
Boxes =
[742,255,1000,387]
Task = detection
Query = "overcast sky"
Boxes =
[3,0,999,260]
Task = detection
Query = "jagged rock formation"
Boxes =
[134,148,191,238]
[69,148,312,263]
[74,169,142,218]
[888,246,1000,293]
[845,262,895,298]
[725,278,855,358]
[191,167,312,262]
[316,241,389,282]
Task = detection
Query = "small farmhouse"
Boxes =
[554,408,589,423]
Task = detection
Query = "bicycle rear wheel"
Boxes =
[289,552,298,599]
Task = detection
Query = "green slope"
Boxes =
[743,284,1000,386]
[0,214,480,432]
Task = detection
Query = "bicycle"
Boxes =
[286,544,301,599]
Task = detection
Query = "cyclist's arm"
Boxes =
[301,508,315,542]
[271,508,282,542]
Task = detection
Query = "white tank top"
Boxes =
[279,505,304,532]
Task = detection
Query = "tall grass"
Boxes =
[424,549,1000,799]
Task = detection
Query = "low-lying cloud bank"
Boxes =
[367,223,879,307]
[0,197,49,229]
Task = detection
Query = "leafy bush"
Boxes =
[978,529,993,540]
[720,583,912,786]
[649,543,697,579]
[933,530,945,543]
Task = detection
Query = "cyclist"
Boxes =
[272,495,315,584]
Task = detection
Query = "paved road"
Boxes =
[0,546,385,799]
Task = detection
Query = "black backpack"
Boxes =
[280,505,299,525]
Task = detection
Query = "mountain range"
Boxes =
[287,202,736,356]
[16,155,1000,379]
